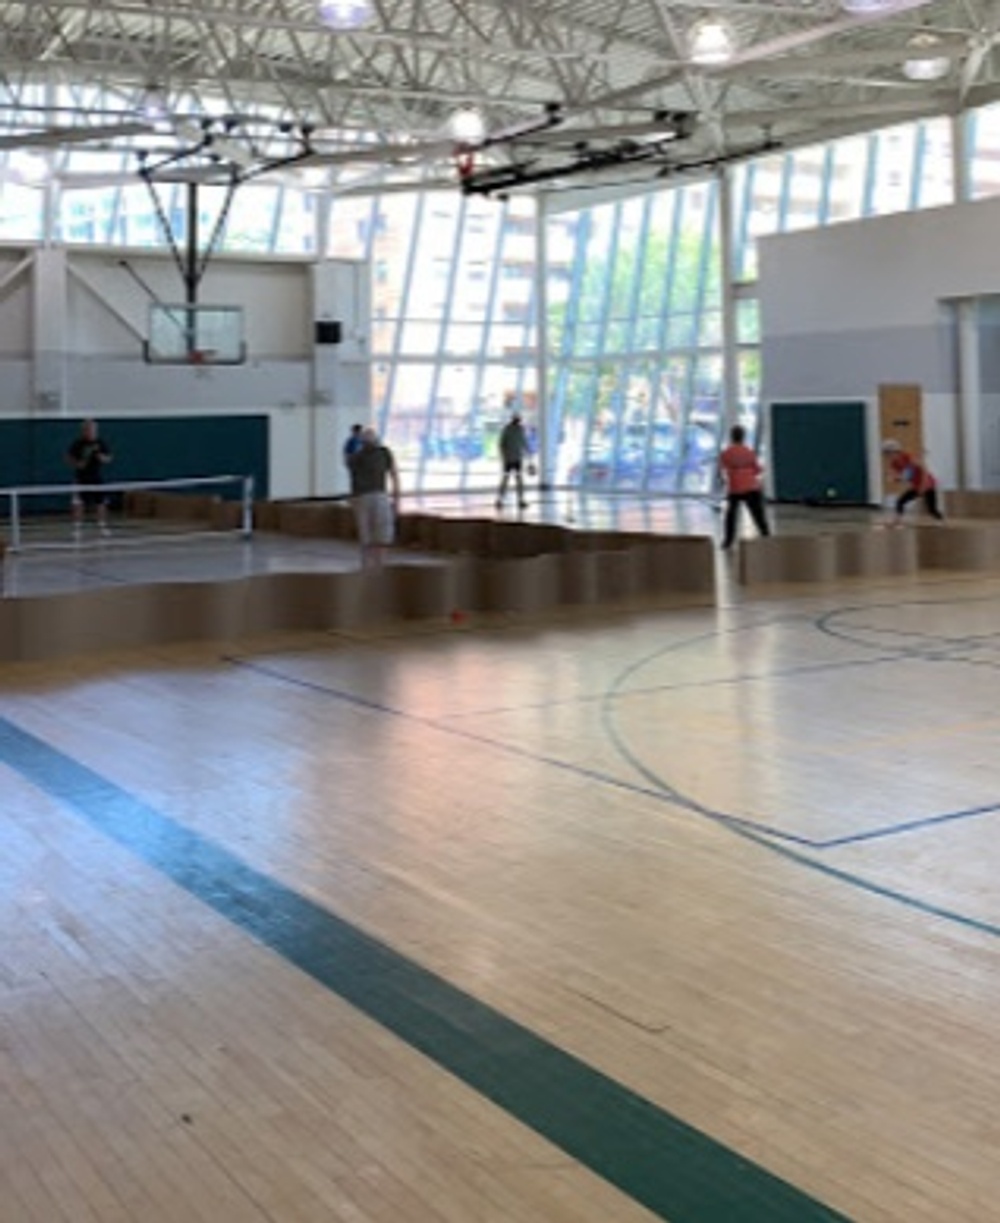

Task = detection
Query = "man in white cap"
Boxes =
[347,426,401,568]
[881,439,944,522]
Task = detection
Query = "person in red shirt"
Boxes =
[881,440,944,521]
[719,424,770,550]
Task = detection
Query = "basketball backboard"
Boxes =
[144,303,246,365]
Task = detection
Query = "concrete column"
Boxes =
[718,168,740,436]
[955,298,981,490]
[32,247,67,415]
[534,196,552,487]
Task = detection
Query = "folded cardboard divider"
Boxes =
[0,501,717,662]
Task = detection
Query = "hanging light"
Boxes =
[902,32,950,81]
[317,0,374,31]
[839,0,909,14]
[448,105,486,145]
[138,86,169,123]
[688,17,736,66]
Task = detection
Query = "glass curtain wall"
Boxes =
[967,101,1000,198]
[0,84,981,497]
[546,184,722,495]
[330,192,551,491]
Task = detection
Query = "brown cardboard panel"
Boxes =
[434,518,494,555]
[593,550,643,602]
[943,490,1000,518]
[835,528,918,577]
[391,562,462,620]
[639,538,715,594]
[915,523,1000,570]
[739,534,838,585]
[476,555,561,613]
[559,551,601,605]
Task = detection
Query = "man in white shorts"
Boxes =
[347,427,401,569]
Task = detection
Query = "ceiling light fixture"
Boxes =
[839,0,908,14]
[317,0,374,31]
[448,105,486,145]
[688,17,736,66]
[902,32,951,81]
[138,86,169,123]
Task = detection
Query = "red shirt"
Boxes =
[889,451,935,492]
[720,443,762,495]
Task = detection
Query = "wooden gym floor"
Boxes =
[1,504,997,1222]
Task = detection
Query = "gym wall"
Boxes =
[0,246,371,500]
[757,193,1000,492]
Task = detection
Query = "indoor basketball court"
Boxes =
[1,530,998,1222]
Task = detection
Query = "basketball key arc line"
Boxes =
[219,652,1000,943]
[227,654,1000,855]
[599,623,1000,942]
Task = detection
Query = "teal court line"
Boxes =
[0,715,850,1223]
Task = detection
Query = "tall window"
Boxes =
[0,83,978,497]
[547,182,722,495]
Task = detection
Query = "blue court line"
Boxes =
[816,801,1000,848]
[598,626,1000,942]
[0,715,849,1223]
[226,655,823,849]
[228,653,1000,860]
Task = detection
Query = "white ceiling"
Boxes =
[3,0,1000,192]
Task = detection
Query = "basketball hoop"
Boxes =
[455,149,476,182]
[189,349,207,366]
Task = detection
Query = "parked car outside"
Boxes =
[569,421,717,490]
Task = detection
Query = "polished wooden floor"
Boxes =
[2,551,1000,1221]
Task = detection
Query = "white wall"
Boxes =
[0,244,371,499]
[758,194,1000,490]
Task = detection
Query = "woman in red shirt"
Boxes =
[719,424,771,550]
[882,440,944,521]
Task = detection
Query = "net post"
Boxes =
[9,489,21,553]
[241,475,254,538]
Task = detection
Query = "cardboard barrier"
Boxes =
[433,517,494,555]
[592,550,644,602]
[475,554,562,614]
[277,501,343,537]
[0,502,722,663]
[739,534,838,585]
[392,561,474,620]
[150,492,220,520]
[637,538,715,594]
[834,528,918,578]
[124,490,157,518]
[210,500,245,531]
[915,522,1000,570]
[253,500,283,531]
[559,550,601,605]
[942,490,1000,519]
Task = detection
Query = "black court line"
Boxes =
[597,609,1000,941]
[227,648,1000,939]
[0,715,849,1223]
[817,801,1000,848]
[224,654,823,849]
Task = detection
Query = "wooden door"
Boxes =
[878,383,923,497]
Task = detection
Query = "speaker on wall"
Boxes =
[315,320,343,345]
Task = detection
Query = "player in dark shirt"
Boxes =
[67,418,113,536]
[347,427,400,568]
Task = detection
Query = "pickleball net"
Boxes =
[0,473,254,553]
